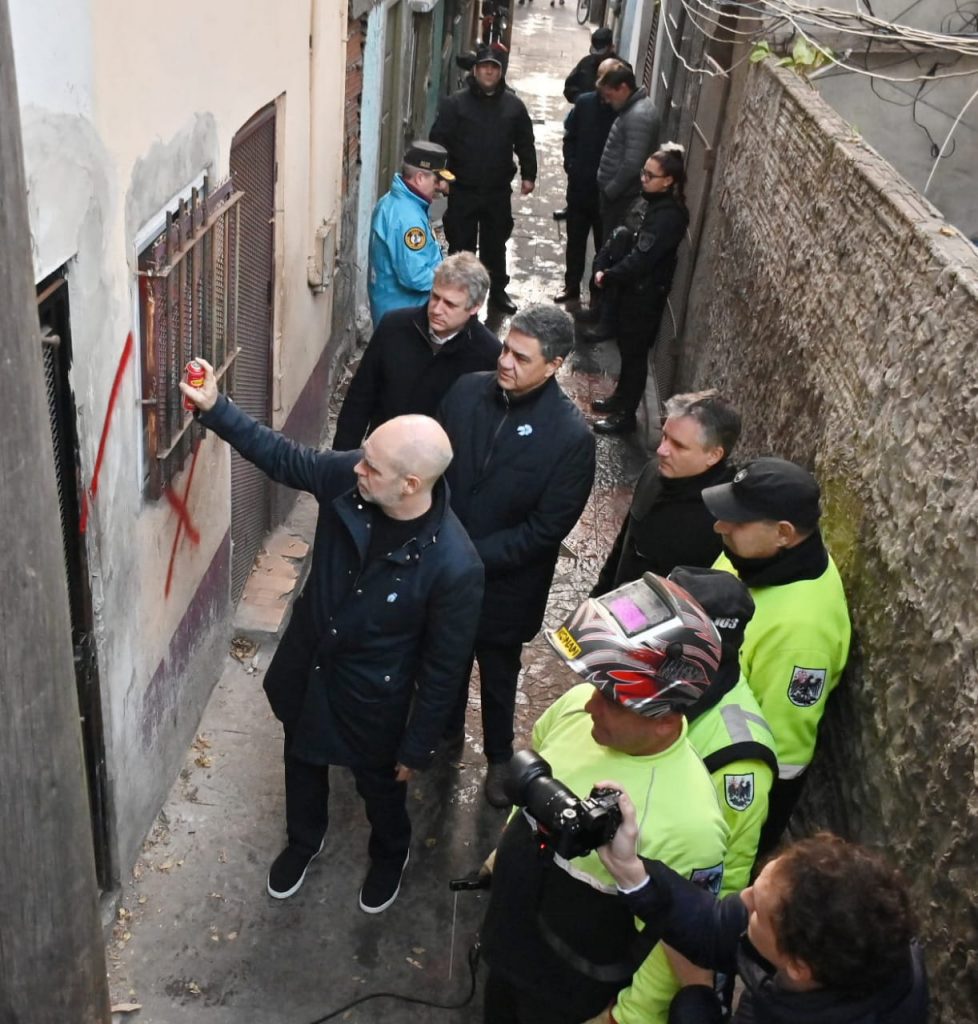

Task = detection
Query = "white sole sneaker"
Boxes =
[266,837,325,900]
[358,849,410,914]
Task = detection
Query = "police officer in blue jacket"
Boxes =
[368,141,454,324]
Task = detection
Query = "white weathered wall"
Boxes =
[10,0,347,878]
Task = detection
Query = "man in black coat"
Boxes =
[598,792,929,1024]
[430,45,537,314]
[555,83,617,306]
[564,27,616,104]
[592,391,741,594]
[333,253,500,451]
[437,304,596,806]
[181,366,484,914]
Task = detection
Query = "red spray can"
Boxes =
[184,359,205,411]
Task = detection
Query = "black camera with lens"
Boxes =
[504,749,622,861]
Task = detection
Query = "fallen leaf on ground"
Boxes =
[110,1003,142,1013]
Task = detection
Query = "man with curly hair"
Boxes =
[597,794,929,1024]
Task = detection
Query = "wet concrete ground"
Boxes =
[107,10,656,1023]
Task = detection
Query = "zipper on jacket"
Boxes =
[477,393,512,483]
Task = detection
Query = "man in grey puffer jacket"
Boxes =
[595,63,660,232]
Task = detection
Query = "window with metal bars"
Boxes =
[138,176,243,498]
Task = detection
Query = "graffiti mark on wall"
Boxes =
[79,332,134,534]
[164,440,202,599]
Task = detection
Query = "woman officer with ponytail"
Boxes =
[590,143,689,435]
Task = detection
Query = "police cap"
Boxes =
[404,140,455,181]
[702,457,821,529]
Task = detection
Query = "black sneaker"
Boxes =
[267,838,324,899]
[359,850,410,914]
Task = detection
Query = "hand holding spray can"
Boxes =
[184,359,205,411]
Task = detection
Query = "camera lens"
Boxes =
[503,749,554,805]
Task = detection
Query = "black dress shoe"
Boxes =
[591,395,623,413]
[593,411,637,435]
[489,290,518,314]
[582,326,616,344]
[554,290,580,304]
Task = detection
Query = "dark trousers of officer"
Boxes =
[284,740,411,865]
[564,196,602,296]
[444,186,514,294]
[609,289,668,416]
[484,971,586,1024]
[446,641,524,764]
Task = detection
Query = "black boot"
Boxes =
[489,290,518,314]
[593,411,637,435]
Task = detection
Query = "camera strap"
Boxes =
[537,914,659,984]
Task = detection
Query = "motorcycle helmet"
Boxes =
[545,573,721,718]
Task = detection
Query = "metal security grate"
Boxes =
[228,106,276,602]
[642,1,661,92]
[139,177,242,498]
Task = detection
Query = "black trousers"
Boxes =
[564,197,602,296]
[610,289,668,415]
[444,186,514,293]
[446,641,524,763]
[484,970,587,1024]
[284,742,411,864]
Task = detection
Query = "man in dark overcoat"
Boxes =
[333,253,499,451]
[437,304,595,806]
[181,364,483,913]
[591,390,741,593]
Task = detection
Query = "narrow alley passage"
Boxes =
[107,9,652,1022]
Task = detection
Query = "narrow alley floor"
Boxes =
[107,10,654,1023]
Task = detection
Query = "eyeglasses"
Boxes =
[641,169,669,180]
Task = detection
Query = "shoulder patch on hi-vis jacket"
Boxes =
[689,863,724,896]
[404,226,427,251]
[724,772,755,811]
[787,666,826,708]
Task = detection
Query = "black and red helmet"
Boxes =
[545,573,722,718]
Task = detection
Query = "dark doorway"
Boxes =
[228,104,276,602]
[36,268,113,892]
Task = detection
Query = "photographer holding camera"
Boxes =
[596,791,928,1024]
[479,574,729,1024]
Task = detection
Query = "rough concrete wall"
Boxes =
[681,61,978,1023]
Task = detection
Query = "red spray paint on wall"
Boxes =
[164,439,203,599]
[79,332,135,534]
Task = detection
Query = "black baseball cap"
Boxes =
[668,566,754,652]
[702,457,821,528]
[592,27,613,49]
[404,141,455,181]
[475,44,506,68]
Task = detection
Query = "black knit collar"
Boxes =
[725,530,829,588]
